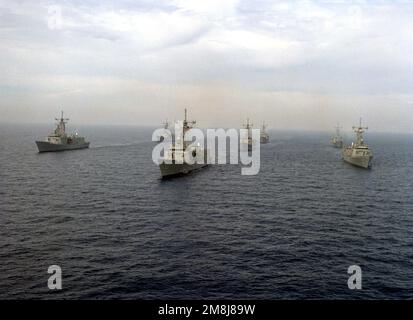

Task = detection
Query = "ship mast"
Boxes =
[243,118,253,130]
[183,108,196,130]
[335,123,342,137]
[352,118,368,146]
[54,110,69,136]
[262,121,266,132]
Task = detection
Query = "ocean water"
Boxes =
[0,123,413,299]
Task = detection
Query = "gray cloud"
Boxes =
[0,0,413,132]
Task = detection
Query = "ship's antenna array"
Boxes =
[243,118,253,129]
[55,110,69,123]
[353,117,368,132]
[183,108,196,128]
[352,117,369,146]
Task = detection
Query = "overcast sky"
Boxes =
[1,0,413,132]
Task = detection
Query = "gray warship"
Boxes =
[260,121,269,144]
[241,118,256,149]
[36,111,89,153]
[331,123,343,148]
[342,119,372,169]
[159,109,208,178]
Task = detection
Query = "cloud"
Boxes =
[0,0,413,131]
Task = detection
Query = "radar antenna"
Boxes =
[55,110,69,123]
[352,118,368,146]
[243,118,253,129]
[183,108,196,129]
[54,110,69,136]
[352,118,368,132]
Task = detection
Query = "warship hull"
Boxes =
[159,162,208,178]
[36,141,90,153]
[260,136,269,144]
[332,141,343,148]
[342,150,372,169]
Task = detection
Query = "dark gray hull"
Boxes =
[159,162,208,178]
[343,153,372,169]
[332,141,343,148]
[36,141,90,153]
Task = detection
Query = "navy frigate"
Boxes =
[36,111,89,153]
[342,119,372,169]
[241,118,256,149]
[260,121,269,144]
[159,109,208,178]
[331,123,343,148]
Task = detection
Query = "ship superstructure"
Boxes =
[342,119,372,169]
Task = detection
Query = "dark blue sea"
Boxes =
[1,123,412,299]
